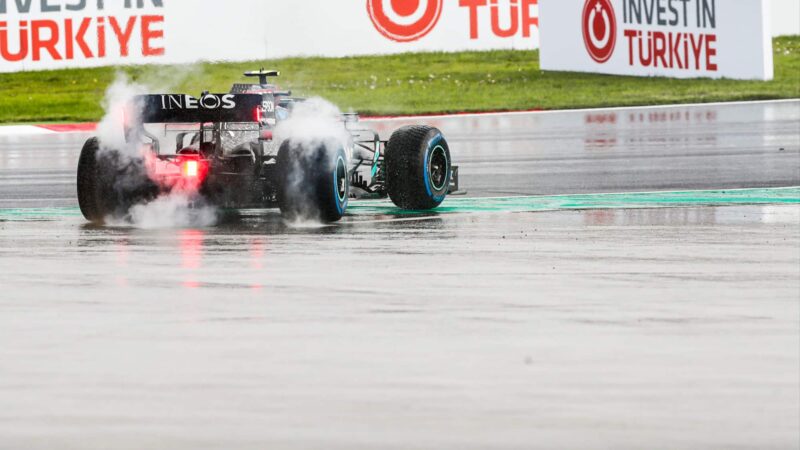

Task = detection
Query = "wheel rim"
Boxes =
[335,156,347,203]
[428,145,448,192]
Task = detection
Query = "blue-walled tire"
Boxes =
[277,141,349,222]
[385,126,451,210]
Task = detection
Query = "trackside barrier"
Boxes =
[539,0,776,80]
[0,0,540,73]
[0,0,794,74]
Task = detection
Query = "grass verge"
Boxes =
[0,36,797,124]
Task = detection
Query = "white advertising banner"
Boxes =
[772,0,800,36]
[539,0,774,80]
[0,0,542,73]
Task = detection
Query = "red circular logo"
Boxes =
[582,0,617,63]
[367,0,444,43]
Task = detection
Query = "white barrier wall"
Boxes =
[0,0,541,73]
[0,0,794,73]
[772,0,800,36]
[539,0,775,80]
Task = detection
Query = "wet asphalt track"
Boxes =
[0,100,799,449]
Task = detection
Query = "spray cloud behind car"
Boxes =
[273,97,352,225]
[95,70,218,228]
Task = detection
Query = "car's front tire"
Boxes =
[385,125,451,210]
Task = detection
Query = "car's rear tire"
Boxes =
[276,140,349,222]
[385,125,451,210]
[77,137,155,224]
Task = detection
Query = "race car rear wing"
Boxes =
[130,94,264,124]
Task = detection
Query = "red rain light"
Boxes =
[183,160,199,178]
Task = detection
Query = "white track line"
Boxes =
[0,125,56,136]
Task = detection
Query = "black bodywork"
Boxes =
[109,70,459,216]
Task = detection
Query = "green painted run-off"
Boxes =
[348,187,800,216]
[0,187,798,219]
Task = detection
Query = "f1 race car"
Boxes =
[77,70,458,223]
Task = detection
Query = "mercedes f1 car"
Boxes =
[77,70,459,223]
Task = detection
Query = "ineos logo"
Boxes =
[160,94,237,110]
[582,0,616,64]
[367,0,443,43]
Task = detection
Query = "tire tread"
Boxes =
[385,125,449,210]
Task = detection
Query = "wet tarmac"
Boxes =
[1,101,799,449]
[1,100,799,207]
